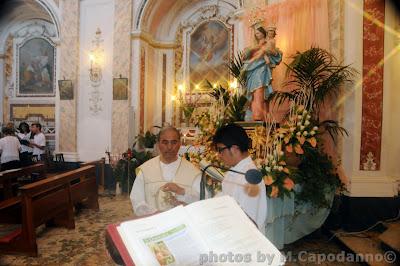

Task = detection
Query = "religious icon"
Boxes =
[242,21,283,121]
[58,80,73,100]
[113,78,128,100]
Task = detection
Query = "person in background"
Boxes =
[29,123,46,160]
[212,123,267,232]
[130,126,201,216]
[0,127,21,171]
[17,122,33,166]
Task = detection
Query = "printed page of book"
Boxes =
[118,205,209,266]
[185,196,284,265]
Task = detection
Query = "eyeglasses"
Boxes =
[216,146,231,154]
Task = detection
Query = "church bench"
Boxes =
[0,166,99,256]
[0,172,75,256]
[0,163,46,200]
[67,165,99,210]
[80,158,105,188]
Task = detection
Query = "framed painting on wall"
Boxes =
[58,80,73,100]
[189,20,230,92]
[113,78,128,100]
[17,37,56,97]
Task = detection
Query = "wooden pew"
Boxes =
[0,172,75,256]
[0,165,98,256]
[80,158,105,188]
[68,165,99,210]
[0,163,46,200]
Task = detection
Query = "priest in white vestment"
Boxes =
[130,126,201,216]
[213,124,267,232]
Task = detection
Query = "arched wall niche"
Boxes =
[0,0,60,151]
[131,0,242,132]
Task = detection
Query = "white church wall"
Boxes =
[77,0,114,161]
[384,5,400,186]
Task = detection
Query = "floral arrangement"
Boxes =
[184,47,354,208]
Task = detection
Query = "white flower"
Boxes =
[279,134,284,138]
[303,131,308,136]
[297,115,302,120]
[278,166,284,171]
[300,126,305,130]
[304,120,310,126]
[307,115,311,119]
[296,132,301,136]
[313,126,318,131]
[265,166,271,172]
[303,110,308,114]
[280,151,284,156]
[297,122,302,126]
[310,130,315,135]
[273,165,279,170]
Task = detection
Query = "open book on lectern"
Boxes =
[117,196,284,266]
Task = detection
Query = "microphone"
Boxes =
[200,160,263,200]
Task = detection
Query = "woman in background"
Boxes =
[17,122,33,166]
[0,127,21,171]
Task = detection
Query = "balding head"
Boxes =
[157,126,181,163]
[157,126,181,142]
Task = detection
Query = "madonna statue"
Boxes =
[242,26,282,121]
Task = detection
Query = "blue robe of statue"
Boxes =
[243,49,282,99]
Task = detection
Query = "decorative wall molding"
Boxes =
[13,20,58,40]
[359,0,385,170]
[345,176,399,197]
[131,31,178,49]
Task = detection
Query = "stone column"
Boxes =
[111,0,132,154]
[57,0,80,161]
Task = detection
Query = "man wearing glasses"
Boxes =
[213,123,267,232]
[130,126,201,216]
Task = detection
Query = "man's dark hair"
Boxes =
[2,127,14,136]
[31,123,42,130]
[212,123,250,152]
[18,122,30,133]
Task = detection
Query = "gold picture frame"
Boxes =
[113,78,128,100]
[58,80,73,100]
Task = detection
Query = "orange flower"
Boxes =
[283,167,290,174]
[264,175,274,186]
[284,136,290,144]
[270,186,279,198]
[308,137,317,147]
[297,136,306,145]
[294,144,304,154]
[286,144,293,153]
[283,178,295,190]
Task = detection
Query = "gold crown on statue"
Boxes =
[250,18,265,30]
[265,25,277,32]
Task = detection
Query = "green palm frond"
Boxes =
[207,80,230,105]
[318,120,349,144]
[227,93,248,121]
[273,47,356,115]
[228,52,246,86]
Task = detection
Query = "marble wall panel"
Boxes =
[112,0,132,154]
[58,0,79,153]
[360,0,385,170]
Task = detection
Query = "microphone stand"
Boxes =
[200,164,248,200]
